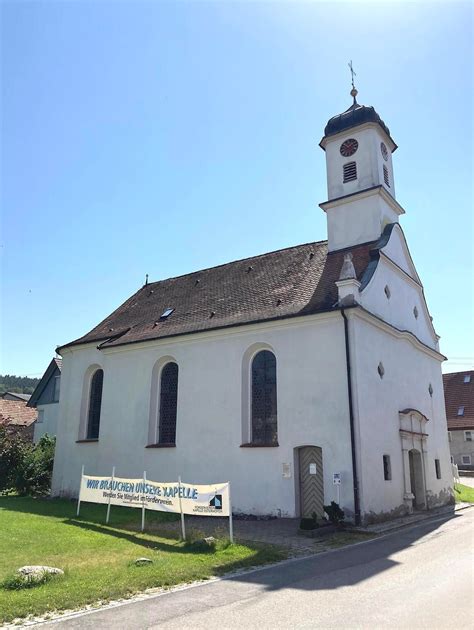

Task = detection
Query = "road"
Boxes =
[45,509,473,630]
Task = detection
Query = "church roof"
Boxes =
[322,101,396,148]
[59,239,378,352]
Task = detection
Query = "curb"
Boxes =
[14,505,472,629]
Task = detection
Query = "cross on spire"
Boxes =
[348,60,358,104]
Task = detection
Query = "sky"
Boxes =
[1,0,473,378]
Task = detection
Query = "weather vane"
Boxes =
[348,60,358,103]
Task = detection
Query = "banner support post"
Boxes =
[106,466,115,525]
[228,482,234,544]
[76,465,84,517]
[141,471,147,532]
[178,476,186,541]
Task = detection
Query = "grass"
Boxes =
[0,496,286,624]
[454,482,474,503]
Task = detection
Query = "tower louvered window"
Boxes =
[343,161,357,183]
[87,369,103,439]
[383,165,390,187]
[251,350,278,445]
[159,362,179,444]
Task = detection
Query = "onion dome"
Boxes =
[321,88,396,149]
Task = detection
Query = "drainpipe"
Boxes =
[341,308,361,525]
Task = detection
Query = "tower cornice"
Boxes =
[319,185,405,216]
[319,121,398,152]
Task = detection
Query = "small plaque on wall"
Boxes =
[282,463,291,478]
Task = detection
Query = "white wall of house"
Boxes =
[449,430,474,467]
[52,313,358,518]
[34,403,59,443]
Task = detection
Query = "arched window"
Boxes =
[251,350,277,445]
[159,362,178,444]
[87,369,103,439]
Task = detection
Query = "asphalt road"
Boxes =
[45,509,474,630]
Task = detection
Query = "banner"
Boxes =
[79,475,230,517]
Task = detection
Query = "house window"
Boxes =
[37,409,44,424]
[465,431,472,442]
[383,455,392,481]
[343,161,357,183]
[251,350,278,445]
[383,164,390,187]
[464,375,471,383]
[435,459,441,479]
[53,376,61,402]
[159,362,178,444]
[457,406,465,416]
[462,455,471,465]
[86,369,103,439]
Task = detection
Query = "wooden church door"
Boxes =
[298,446,324,518]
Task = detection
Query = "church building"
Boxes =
[51,87,453,524]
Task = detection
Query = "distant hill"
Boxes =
[0,375,40,395]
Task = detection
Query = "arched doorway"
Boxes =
[409,449,426,510]
[297,446,324,518]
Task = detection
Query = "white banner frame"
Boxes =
[76,467,233,542]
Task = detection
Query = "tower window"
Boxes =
[383,165,390,187]
[435,459,441,480]
[343,161,357,183]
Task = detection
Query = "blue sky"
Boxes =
[1,1,472,378]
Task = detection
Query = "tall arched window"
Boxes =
[87,369,103,439]
[159,362,178,444]
[251,350,277,445]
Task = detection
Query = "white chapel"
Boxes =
[52,86,453,524]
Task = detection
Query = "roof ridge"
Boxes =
[145,240,328,287]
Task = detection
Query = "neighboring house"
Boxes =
[51,87,452,524]
[27,358,62,443]
[0,399,37,441]
[1,392,31,402]
[443,371,474,470]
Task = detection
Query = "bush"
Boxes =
[0,429,55,496]
[0,427,28,494]
[299,511,320,530]
[323,501,345,525]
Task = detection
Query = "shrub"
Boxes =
[0,427,28,494]
[299,512,319,530]
[0,429,56,496]
[323,501,345,525]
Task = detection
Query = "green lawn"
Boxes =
[454,482,474,503]
[0,497,286,623]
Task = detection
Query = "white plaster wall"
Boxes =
[33,403,59,443]
[379,225,417,279]
[361,259,436,348]
[360,228,437,350]
[325,194,400,251]
[449,431,474,466]
[324,125,395,201]
[348,313,452,520]
[52,315,355,518]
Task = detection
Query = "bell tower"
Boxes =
[319,73,404,252]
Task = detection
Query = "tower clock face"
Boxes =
[380,142,389,161]
[340,138,359,157]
